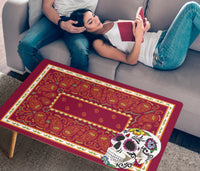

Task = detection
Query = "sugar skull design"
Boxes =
[101,128,161,169]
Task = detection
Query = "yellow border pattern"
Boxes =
[1,64,176,171]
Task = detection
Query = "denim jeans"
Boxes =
[153,1,200,70]
[18,16,90,72]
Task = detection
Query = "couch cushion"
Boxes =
[95,0,148,21]
[115,50,200,137]
[29,0,43,27]
[145,0,200,52]
[38,39,120,80]
[88,51,120,80]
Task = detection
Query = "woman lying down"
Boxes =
[69,1,200,70]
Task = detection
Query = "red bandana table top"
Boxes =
[0,59,183,171]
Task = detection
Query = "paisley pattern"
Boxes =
[8,68,168,156]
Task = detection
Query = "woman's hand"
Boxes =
[60,20,86,33]
[132,18,145,43]
[144,18,151,33]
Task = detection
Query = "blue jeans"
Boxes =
[18,17,90,72]
[153,1,200,70]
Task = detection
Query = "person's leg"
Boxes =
[63,32,90,72]
[153,1,200,70]
[18,17,63,72]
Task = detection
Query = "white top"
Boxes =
[53,0,98,17]
[104,22,162,67]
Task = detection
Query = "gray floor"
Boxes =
[0,0,200,154]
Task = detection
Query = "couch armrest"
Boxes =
[2,0,29,73]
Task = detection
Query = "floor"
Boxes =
[0,0,200,154]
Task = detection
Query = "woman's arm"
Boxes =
[93,19,144,65]
[93,38,141,65]
[42,0,85,33]
[93,39,135,65]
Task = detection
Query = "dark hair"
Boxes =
[69,8,92,27]
[70,8,112,46]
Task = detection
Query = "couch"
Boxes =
[2,0,200,138]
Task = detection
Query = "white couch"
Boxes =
[2,0,200,137]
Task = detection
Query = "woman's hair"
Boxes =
[70,8,112,46]
[69,8,92,27]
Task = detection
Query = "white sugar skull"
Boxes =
[101,128,161,169]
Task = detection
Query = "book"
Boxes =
[117,7,145,42]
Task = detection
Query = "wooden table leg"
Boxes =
[9,131,18,159]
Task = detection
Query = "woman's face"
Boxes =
[83,11,103,32]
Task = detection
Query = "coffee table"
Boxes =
[0,59,182,171]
